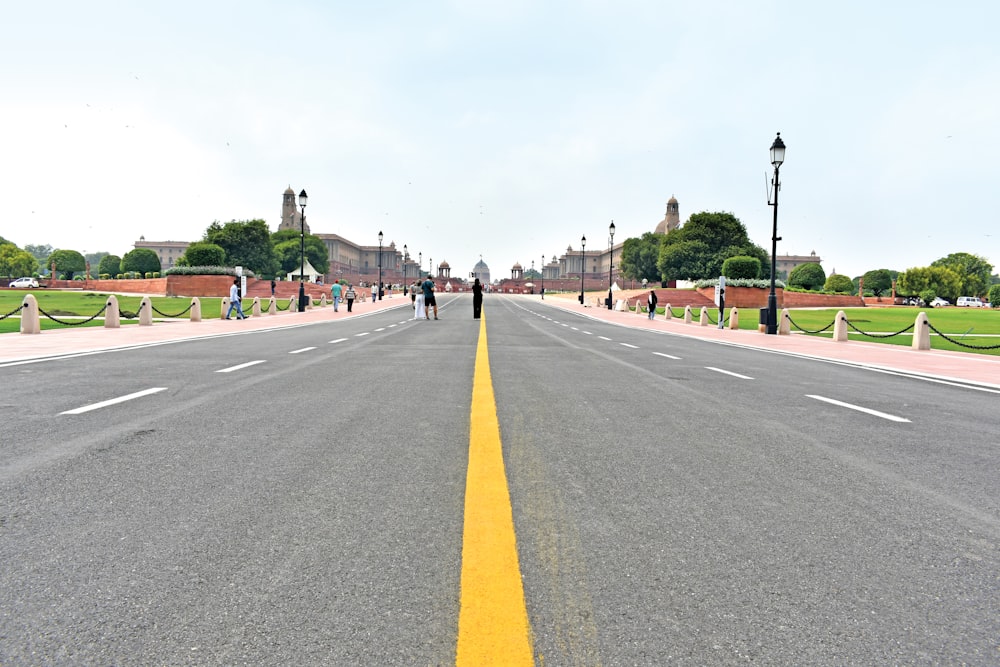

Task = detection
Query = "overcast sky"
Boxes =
[3,1,997,281]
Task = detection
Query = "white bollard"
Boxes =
[252,297,262,317]
[663,303,672,320]
[779,308,791,335]
[684,305,693,324]
[699,307,709,326]
[912,312,930,350]
[833,309,849,342]
[104,295,121,329]
[268,297,277,315]
[221,297,230,319]
[190,297,202,322]
[729,307,739,330]
[20,294,40,334]
[139,297,153,326]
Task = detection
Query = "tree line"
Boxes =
[0,220,330,281]
[614,212,998,304]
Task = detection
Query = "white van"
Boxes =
[957,296,983,307]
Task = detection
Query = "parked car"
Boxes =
[956,296,984,307]
[8,277,39,288]
[929,297,950,307]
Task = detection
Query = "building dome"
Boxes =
[512,262,522,270]
[284,186,295,195]
[439,260,450,268]
[474,258,489,271]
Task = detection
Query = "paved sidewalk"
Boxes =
[540,295,1000,390]
[0,296,411,365]
[3,293,998,391]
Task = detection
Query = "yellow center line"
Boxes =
[456,314,534,666]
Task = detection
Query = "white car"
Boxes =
[8,277,39,288]
[929,297,950,307]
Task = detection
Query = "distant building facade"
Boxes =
[133,236,189,270]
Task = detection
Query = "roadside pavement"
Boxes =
[2,292,998,391]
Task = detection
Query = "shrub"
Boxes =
[722,255,761,280]
[988,284,1000,307]
[99,273,110,280]
[919,288,937,306]
[164,265,256,277]
[788,262,826,291]
[824,274,854,294]
[116,273,123,279]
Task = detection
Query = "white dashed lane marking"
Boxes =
[807,395,910,422]
[706,366,754,380]
[216,360,266,373]
[61,387,167,415]
[289,347,316,354]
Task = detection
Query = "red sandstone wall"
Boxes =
[696,286,864,309]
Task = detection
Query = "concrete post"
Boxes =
[729,307,739,330]
[635,300,644,317]
[699,307,709,326]
[20,294,40,334]
[139,297,153,326]
[105,295,121,328]
[663,303,672,320]
[779,308,791,335]
[833,309,849,342]
[912,312,931,350]
[252,297,261,317]
[289,297,297,312]
[684,305,693,324]
[221,297,230,319]
[268,297,277,315]
[190,298,202,322]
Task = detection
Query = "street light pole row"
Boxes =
[766,132,786,335]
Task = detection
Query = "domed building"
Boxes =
[510,262,523,280]
[278,186,310,234]
[472,256,491,285]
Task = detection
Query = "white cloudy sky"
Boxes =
[2,1,998,280]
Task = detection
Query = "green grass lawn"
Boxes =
[0,290,227,334]
[658,304,1000,356]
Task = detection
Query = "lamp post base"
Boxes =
[298,284,307,312]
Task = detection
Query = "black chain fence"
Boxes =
[275,298,294,312]
[150,302,194,318]
[842,317,914,339]
[0,304,25,321]
[37,304,109,326]
[786,313,836,334]
[926,320,1000,350]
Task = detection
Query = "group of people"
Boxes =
[409,278,439,320]
[227,275,485,321]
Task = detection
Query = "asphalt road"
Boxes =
[1,294,997,665]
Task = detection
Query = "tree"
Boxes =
[24,244,53,264]
[619,233,664,285]
[98,254,122,276]
[46,249,86,279]
[658,240,710,282]
[931,252,993,297]
[988,284,1000,308]
[788,262,826,290]
[121,248,162,276]
[860,269,893,297]
[204,219,278,276]
[897,266,962,302]
[271,229,329,275]
[178,242,225,267]
[721,255,761,280]
[656,211,767,281]
[0,243,39,278]
[824,274,854,294]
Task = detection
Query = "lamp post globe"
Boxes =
[766,132,785,334]
[378,230,384,301]
[297,189,308,312]
[607,220,615,310]
[579,235,587,304]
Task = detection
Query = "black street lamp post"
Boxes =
[297,189,307,312]
[541,254,545,294]
[607,220,615,309]
[579,235,587,304]
[766,132,786,335]
[377,231,384,300]
[403,244,408,280]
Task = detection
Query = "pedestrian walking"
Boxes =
[414,282,426,320]
[270,278,276,296]
[472,277,483,319]
[371,283,377,303]
[225,278,247,320]
[410,281,418,310]
[331,281,343,312]
[345,285,356,312]
[422,276,438,320]
[647,289,658,320]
